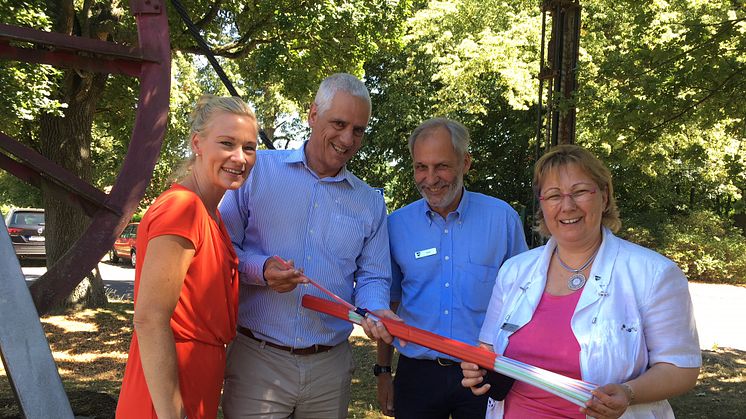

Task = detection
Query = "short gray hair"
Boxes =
[408,118,470,159]
[314,73,371,118]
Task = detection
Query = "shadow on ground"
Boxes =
[670,347,746,418]
[1,323,744,418]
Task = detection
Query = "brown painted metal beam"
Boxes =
[28,0,171,314]
[0,132,114,215]
[0,23,157,61]
[0,40,143,77]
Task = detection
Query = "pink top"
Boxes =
[503,290,585,419]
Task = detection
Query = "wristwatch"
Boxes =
[373,364,392,376]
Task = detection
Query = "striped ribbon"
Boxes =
[302,294,595,407]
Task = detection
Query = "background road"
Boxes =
[22,257,135,301]
[20,261,746,351]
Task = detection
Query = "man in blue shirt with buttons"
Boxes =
[220,73,397,419]
[375,118,528,418]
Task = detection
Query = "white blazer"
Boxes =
[480,228,701,419]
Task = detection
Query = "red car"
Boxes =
[110,222,138,267]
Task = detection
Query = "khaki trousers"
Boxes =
[222,332,354,419]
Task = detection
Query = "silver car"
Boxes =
[4,208,45,260]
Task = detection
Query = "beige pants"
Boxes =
[222,332,355,419]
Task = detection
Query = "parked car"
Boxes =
[4,208,46,260]
[111,222,138,267]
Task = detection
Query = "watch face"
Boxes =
[373,364,391,376]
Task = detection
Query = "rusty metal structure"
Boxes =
[530,0,581,247]
[0,1,171,313]
[0,0,170,416]
[537,0,582,147]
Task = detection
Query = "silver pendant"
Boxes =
[567,273,587,291]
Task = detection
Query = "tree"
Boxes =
[352,0,542,213]
[576,0,746,221]
[0,0,412,309]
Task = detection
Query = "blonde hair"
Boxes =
[172,95,257,182]
[533,144,621,237]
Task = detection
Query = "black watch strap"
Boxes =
[373,364,392,376]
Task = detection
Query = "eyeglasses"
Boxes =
[539,188,597,206]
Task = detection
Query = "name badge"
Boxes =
[500,323,520,332]
[414,247,437,259]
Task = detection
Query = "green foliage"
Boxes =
[0,172,42,208]
[621,210,746,284]
[166,0,412,145]
[578,0,746,218]
[0,0,410,212]
[1,0,744,287]
[353,0,541,211]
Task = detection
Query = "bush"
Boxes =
[619,210,746,284]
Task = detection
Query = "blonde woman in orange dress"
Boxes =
[116,95,258,419]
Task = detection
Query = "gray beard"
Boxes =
[419,176,464,213]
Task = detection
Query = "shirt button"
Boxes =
[307,255,312,260]
[445,282,450,288]
[314,203,319,208]
[309,229,314,234]
[444,229,449,234]
[444,310,449,315]
[444,256,450,261]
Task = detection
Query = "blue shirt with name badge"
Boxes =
[220,142,391,348]
[389,190,528,360]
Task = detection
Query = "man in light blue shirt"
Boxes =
[220,73,396,419]
[375,118,528,418]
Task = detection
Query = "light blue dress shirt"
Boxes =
[389,190,528,360]
[220,142,392,347]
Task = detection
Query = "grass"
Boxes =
[1,301,744,418]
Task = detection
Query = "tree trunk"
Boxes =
[38,68,109,310]
[30,0,119,310]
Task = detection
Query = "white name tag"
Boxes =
[414,247,437,259]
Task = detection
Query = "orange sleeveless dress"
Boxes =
[116,185,239,418]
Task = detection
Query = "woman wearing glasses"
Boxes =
[461,144,701,418]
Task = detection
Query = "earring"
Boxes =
[195,153,201,157]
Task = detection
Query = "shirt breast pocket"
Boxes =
[325,214,364,261]
[459,262,498,312]
[588,318,643,382]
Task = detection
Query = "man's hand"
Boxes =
[376,373,395,416]
[263,257,308,293]
[361,310,401,344]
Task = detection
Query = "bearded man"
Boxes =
[374,118,528,418]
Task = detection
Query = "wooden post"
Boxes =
[539,0,581,146]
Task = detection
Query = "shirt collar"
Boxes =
[283,141,355,187]
[421,187,469,225]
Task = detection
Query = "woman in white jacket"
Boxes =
[461,145,700,419]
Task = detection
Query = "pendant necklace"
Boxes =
[554,246,600,291]
[191,172,218,222]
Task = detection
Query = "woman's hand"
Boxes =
[460,362,490,396]
[581,383,632,419]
